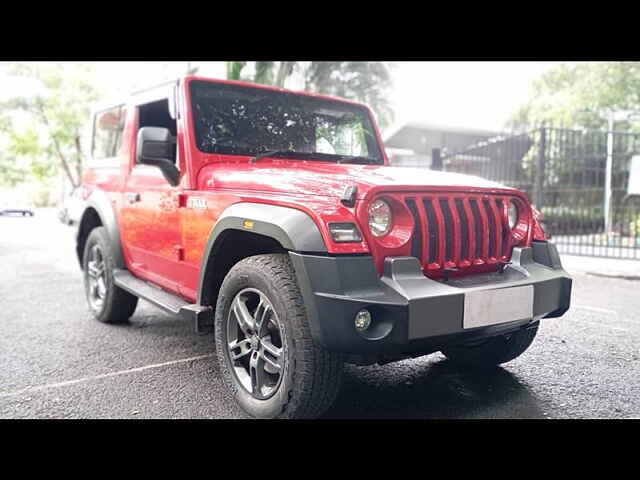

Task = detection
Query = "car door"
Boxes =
[119,98,185,294]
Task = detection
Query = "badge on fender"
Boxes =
[187,197,207,209]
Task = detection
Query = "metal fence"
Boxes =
[440,127,640,259]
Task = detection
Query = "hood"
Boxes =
[198,160,514,199]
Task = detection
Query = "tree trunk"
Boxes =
[74,133,83,184]
[35,99,77,188]
[275,62,295,88]
[54,138,78,188]
[254,61,275,85]
[226,61,246,81]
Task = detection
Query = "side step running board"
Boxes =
[113,269,213,334]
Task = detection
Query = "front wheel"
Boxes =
[214,254,343,419]
[441,324,539,369]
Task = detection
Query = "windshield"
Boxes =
[189,80,383,164]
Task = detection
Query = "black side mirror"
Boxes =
[136,127,180,186]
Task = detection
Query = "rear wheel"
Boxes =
[441,324,539,369]
[214,253,343,419]
[83,226,138,324]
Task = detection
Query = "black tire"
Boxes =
[214,253,343,419]
[82,226,138,324]
[441,324,539,369]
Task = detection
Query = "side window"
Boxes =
[93,106,126,159]
[138,99,178,164]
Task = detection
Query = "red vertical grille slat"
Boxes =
[404,197,423,260]
[473,197,490,261]
[460,198,475,267]
[497,198,512,259]
[403,193,517,275]
[431,197,447,268]
[414,197,431,267]
[487,197,503,260]
[447,197,461,266]
[422,198,441,269]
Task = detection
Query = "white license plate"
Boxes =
[463,285,534,329]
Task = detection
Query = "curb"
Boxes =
[585,272,640,281]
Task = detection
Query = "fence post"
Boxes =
[604,115,614,234]
[431,148,443,171]
[534,127,546,208]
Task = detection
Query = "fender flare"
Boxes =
[76,190,125,269]
[196,202,327,304]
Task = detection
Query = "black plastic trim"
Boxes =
[76,190,125,269]
[290,244,572,355]
[196,202,327,305]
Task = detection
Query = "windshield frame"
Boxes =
[187,79,385,165]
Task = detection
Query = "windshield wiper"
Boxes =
[250,150,296,163]
[333,154,380,165]
[250,150,380,165]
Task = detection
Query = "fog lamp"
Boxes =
[354,309,372,332]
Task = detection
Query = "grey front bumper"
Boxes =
[289,241,572,355]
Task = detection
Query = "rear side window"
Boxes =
[92,106,126,159]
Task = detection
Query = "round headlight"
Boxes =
[368,199,393,237]
[507,201,519,229]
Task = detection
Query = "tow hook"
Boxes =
[442,266,458,282]
[498,261,512,274]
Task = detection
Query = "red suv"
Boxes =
[75,75,572,418]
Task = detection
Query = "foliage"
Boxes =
[0,152,26,187]
[631,212,640,237]
[508,62,640,131]
[541,205,605,235]
[225,61,394,130]
[0,115,23,186]
[226,61,247,81]
[0,62,102,188]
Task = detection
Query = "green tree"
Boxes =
[0,151,26,187]
[0,62,102,188]
[508,62,640,131]
[225,61,394,129]
[226,61,247,81]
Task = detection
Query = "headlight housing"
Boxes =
[507,200,519,229]
[368,199,393,237]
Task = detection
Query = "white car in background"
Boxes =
[58,187,83,225]
[0,204,35,216]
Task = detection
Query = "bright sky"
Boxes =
[99,61,567,132]
[389,61,563,132]
[1,61,564,132]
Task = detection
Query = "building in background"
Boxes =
[383,121,498,168]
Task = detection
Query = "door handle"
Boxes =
[126,192,141,204]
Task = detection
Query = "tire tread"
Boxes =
[83,227,138,324]
[215,253,343,419]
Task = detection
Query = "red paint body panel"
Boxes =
[81,75,542,304]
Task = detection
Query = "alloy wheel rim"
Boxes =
[226,288,285,400]
[86,244,107,311]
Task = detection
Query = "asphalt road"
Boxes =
[1,210,639,419]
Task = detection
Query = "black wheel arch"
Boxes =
[197,202,328,308]
[76,190,125,270]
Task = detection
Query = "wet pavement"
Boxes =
[1,210,638,419]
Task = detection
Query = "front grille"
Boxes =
[404,193,514,273]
